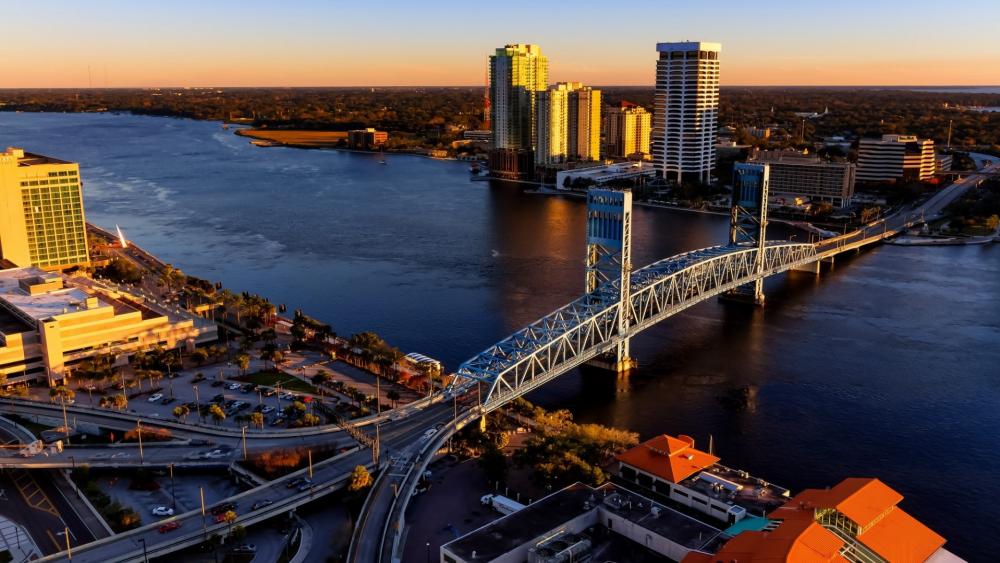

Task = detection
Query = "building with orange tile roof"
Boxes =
[615,434,790,525]
[683,477,957,563]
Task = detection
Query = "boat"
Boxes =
[469,163,481,174]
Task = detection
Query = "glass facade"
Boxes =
[18,169,88,268]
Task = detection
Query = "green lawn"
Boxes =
[236,370,319,394]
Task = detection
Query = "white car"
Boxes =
[148,393,164,403]
[151,506,174,516]
[227,383,242,390]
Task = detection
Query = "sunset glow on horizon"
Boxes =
[3,0,999,88]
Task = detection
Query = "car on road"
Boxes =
[262,388,277,397]
[296,480,313,492]
[158,521,181,533]
[148,393,164,403]
[111,452,132,459]
[421,428,438,441]
[230,544,257,554]
[227,382,242,391]
[205,449,230,459]
[286,477,307,489]
[251,499,273,511]
[261,406,276,414]
[210,502,236,515]
[151,506,174,516]
[241,384,256,393]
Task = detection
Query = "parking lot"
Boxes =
[101,470,245,527]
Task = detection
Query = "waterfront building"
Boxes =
[489,44,548,180]
[566,84,601,162]
[555,161,656,189]
[615,434,790,525]
[749,149,856,208]
[0,266,216,386]
[347,128,388,150]
[857,134,936,182]
[440,482,726,563]
[534,83,571,166]
[462,130,492,143]
[605,101,652,160]
[651,42,721,183]
[936,153,954,173]
[0,147,90,270]
[683,478,956,563]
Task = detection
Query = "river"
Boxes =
[1,112,997,560]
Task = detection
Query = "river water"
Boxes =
[1,113,997,559]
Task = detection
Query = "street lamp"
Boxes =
[241,426,248,461]
[136,419,144,464]
[193,385,201,423]
[169,464,176,511]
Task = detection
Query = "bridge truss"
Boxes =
[454,242,818,410]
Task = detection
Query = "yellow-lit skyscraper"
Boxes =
[0,147,90,270]
[489,44,548,179]
[535,83,571,166]
[606,101,651,160]
[567,84,601,162]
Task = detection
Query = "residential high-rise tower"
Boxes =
[567,84,601,162]
[605,101,652,160]
[489,44,548,179]
[651,42,721,183]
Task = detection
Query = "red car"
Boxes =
[215,513,232,523]
[158,521,181,533]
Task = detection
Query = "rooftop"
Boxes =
[443,483,725,562]
[1,147,71,166]
[0,268,106,323]
[656,41,722,53]
[616,434,720,484]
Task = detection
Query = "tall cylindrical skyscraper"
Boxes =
[651,42,721,184]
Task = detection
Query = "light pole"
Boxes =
[138,537,149,563]
[136,420,144,464]
[200,486,207,539]
[61,395,71,445]
[241,426,248,461]
[193,385,201,423]
[169,464,176,511]
[65,526,72,560]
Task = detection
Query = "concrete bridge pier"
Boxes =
[791,260,822,275]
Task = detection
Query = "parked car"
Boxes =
[262,388,277,397]
[251,499,273,511]
[261,406,276,415]
[161,397,177,405]
[212,394,225,403]
[158,521,181,533]
[230,544,257,554]
[151,506,174,516]
[147,393,164,403]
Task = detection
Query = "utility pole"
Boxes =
[65,526,72,560]
[61,396,70,445]
[308,449,313,479]
[947,119,953,149]
[193,385,201,422]
[200,486,207,539]
[241,426,248,461]
[169,464,176,511]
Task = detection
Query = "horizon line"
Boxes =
[1,84,999,91]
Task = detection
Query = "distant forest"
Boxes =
[2,86,998,152]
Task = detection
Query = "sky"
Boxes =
[3,0,999,88]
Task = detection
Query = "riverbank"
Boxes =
[234,127,475,162]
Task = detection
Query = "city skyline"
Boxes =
[3,0,999,88]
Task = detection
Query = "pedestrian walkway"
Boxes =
[0,515,41,561]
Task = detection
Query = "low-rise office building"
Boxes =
[441,482,726,563]
[615,434,790,526]
[347,128,389,150]
[857,134,936,182]
[748,150,856,208]
[0,267,217,386]
[555,161,657,189]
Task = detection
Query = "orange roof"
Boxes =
[858,506,945,563]
[615,434,720,484]
[684,520,848,563]
[825,478,903,527]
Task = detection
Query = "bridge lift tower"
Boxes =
[725,162,770,306]
[584,188,636,373]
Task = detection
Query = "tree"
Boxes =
[50,385,75,404]
[112,394,128,410]
[220,509,237,537]
[172,405,190,423]
[249,411,265,429]
[230,524,247,543]
[208,404,226,425]
[348,465,372,492]
[190,348,209,365]
[235,353,250,375]
[158,264,186,295]
[301,413,321,427]
[311,370,332,386]
[386,389,401,409]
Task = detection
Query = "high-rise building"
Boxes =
[750,150,856,207]
[605,101,652,160]
[651,42,721,183]
[489,44,548,179]
[535,82,602,166]
[857,134,936,182]
[535,83,571,166]
[567,84,601,162]
[0,147,90,270]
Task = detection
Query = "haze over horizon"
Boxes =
[3,0,999,88]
